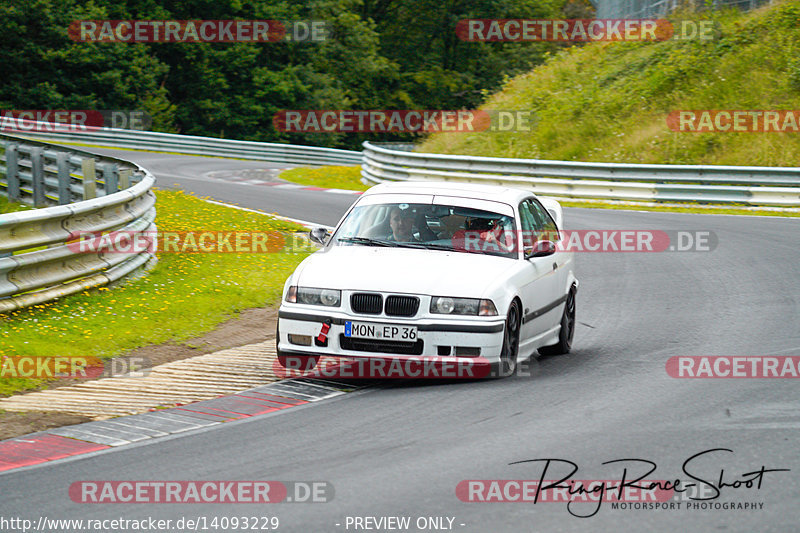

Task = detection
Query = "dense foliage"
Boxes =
[0,0,588,148]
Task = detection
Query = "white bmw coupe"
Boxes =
[276,181,577,378]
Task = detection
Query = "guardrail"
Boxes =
[594,0,775,18]
[5,120,362,167]
[361,141,800,206]
[0,134,157,312]
[8,121,799,207]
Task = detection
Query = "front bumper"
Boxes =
[277,308,505,362]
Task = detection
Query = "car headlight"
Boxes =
[430,297,497,316]
[286,286,341,307]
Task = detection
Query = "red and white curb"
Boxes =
[0,377,369,473]
[206,172,364,196]
[260,183,363,195]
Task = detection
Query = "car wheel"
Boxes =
[538,286,576,356]
[494,300,520,378]
[276,323,320,371]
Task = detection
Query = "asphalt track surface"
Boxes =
[86,147,357,226]
[2,151,800,532]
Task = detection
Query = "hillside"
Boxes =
[419,1,800,167]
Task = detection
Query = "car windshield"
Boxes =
[332,202,517,258]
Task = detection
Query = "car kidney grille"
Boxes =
[385,295,419,317]
[351,293,383,314]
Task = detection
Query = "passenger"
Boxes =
[467,217,515,253]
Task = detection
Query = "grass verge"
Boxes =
[420,1,800,167]
[0,189,310,396]
[556,199,800,217]
[0,195,31,214]
[280,165,368,191]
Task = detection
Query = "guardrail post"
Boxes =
[55,152,71,205]
[4,142,20,201]
[30,146,46,207]
[119,168,132,190]
[82,158,97,200]
[102,163,119,194]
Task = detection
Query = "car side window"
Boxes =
[529,199,560,242]
[518,200,543,249]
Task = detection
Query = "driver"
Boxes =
[387,206,418,242]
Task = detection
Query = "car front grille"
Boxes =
[339,334,424,355]
[384,295,419,317]
[351,293,383,314]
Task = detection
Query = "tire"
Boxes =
[492,300,521,378]
[538,286,576,356]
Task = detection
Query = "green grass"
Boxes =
[420,1,800,167]
[0,189,311,396]
[0,195,31,214]
[557,199,800,217]
[280,165,369,191]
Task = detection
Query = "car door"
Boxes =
[528,197,571,330]
[517,198,562,340]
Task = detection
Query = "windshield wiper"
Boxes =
[338,237,500,254]
[417,242,457,251]
[337,237,396,247]
[424,242,513,257]
[337,237,441,250]
[389,241,430,249]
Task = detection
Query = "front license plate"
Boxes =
[345,321,418,341]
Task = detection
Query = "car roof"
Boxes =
[364,181,534,204]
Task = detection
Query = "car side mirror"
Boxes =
[524,240,556,259]
[309,227,330,246]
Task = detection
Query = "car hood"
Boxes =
[295,246,517,297]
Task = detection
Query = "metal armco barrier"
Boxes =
[361,142,800,206]
[7,120,799,207]
[5,119,362,167]
[593,0,775,19]
[0,134,157,312]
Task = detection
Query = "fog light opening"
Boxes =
[288,334,313,346]
[454,346,481,357]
